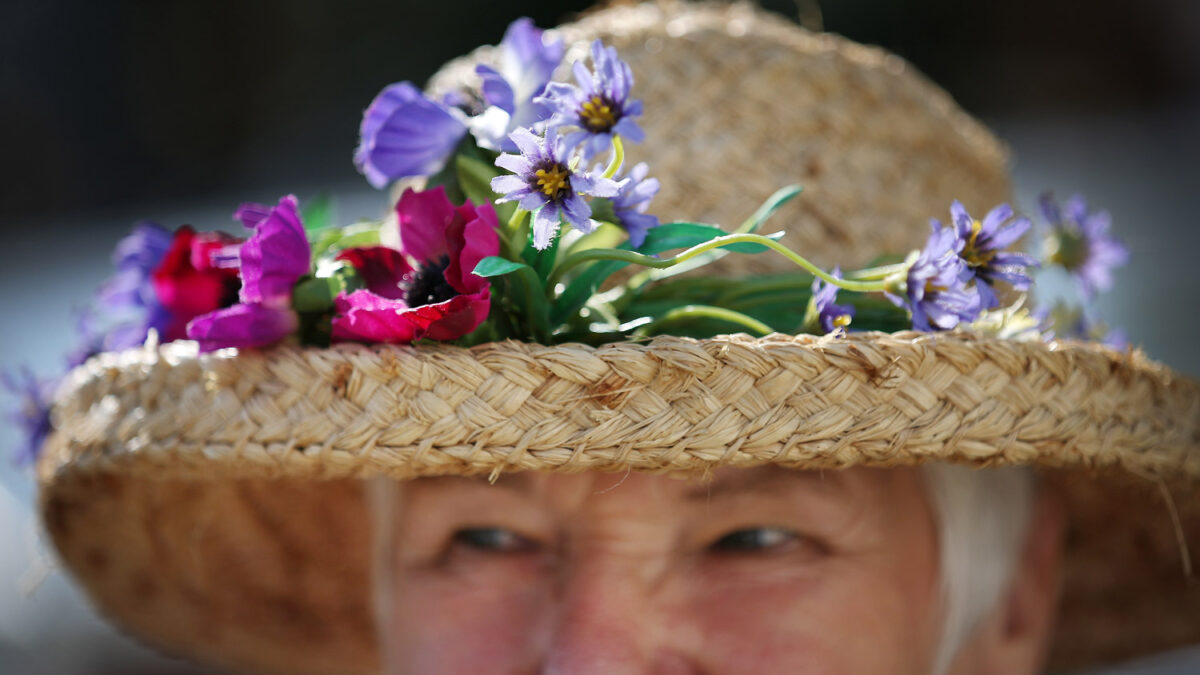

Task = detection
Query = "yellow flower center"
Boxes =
[535,165,570,198]
[963,219,996,268]
[833,314,852,328]
[580,96,617,132]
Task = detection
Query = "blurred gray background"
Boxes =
[2,0,1199,672]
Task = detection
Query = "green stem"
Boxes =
[602,136,625,179]
[548,233,891,293]
[511,265,550,342]
[634,305,774,337]
[846,262,910,281]
[503,209,529,258]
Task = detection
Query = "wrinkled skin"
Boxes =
[382,466,1061,674]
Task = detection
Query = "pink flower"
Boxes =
[332,187,499,343]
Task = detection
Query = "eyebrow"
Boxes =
[682,467,847,501]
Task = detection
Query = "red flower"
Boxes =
[151,226,241,341]
[332,187,499,343]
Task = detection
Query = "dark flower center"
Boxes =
[534,163,571,199]
[579,95,618,132]
[405,255,458,306]
[962,220,997,269]
[1048,229,1086,271]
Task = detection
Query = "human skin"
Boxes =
[382,466,1060,674]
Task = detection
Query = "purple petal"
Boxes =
[476,64,516,113]
[237,195,311,304]
[187,303,298,353]
[494,153,532,175]
[355,82,467,188]
[560,191,594,234]
[532,203,562,250]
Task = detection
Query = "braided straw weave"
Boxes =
[428,0,1013,271]
[38,335,1200,481]
[36,335,1200,673]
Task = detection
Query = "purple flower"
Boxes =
[355,82,469,189]
[2,367,56,465]
[1039,193,1129,299]
[491,127,621,249]
[1040,303,1129,349]
[609,162,659,249]
[812,267,855,334]
[471,18,564,152]
[94,222,173,349]
[893,223,982,331]
[187,196,310,352]
[948,201,1038,310]
[537,40,645,159]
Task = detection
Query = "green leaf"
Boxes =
[456,154,500,207]
[425,156,465,205]
[301,193,336,234]
[736,184,802,234]
[473,256,531,278]
[310,221,383,262]
[292,275,344,314]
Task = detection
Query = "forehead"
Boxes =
[400,465,928,515]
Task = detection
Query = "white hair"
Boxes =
[921,463,1037,675]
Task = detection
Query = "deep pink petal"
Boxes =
[396,187,457,265]
[423,289,492,341]
[444,200,501,294]
[336,246,412,300]
[331,289,422,343]
[186,303,297,352]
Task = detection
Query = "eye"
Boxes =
[452,527,538,554]
[709,527,800,553]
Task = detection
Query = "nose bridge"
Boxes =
[542,552,660,675]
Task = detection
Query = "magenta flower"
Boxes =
[331,187,499,343]
[187,196,310,352]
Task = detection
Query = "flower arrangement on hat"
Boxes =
[5,18,1131,465]
[12,6,1200,675]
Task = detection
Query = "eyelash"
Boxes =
[708,527,801,553]
[452,527,538,554]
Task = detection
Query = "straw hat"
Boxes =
[35,2,1199,674]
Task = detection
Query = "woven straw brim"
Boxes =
[427,1,1013,272]
[37,334,1200,673]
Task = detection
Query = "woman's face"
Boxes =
[382,466,946,674]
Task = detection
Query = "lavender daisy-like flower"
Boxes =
[491,127,621,249]
[609,162,659,249]
[537,39,644,159]
[811,267,855,334]
[948,201,1038,310]
[2,367,56,465]
[471,18,564,152]
[893,224,982,331]
[1039,193,1129,299]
